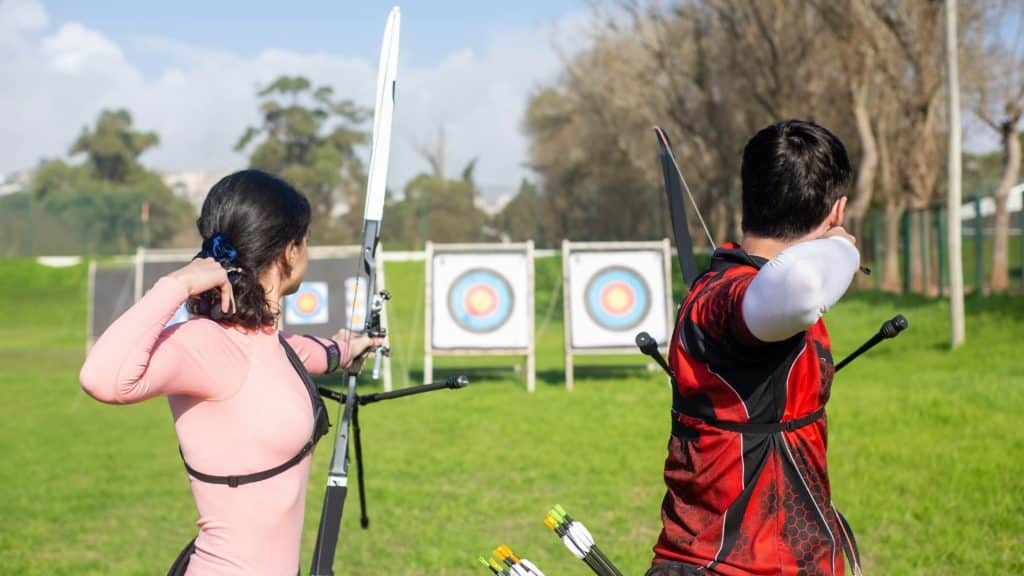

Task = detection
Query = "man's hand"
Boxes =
[822,226,857,246]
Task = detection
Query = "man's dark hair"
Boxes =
[741,119,852,239]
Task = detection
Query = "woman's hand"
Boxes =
[332,329,386,368]
[168,258,234,314]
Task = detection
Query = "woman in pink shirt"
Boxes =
[80,170,381,575]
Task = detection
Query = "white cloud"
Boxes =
[42,22,126,73]
[0,0,589,196]
[0,0,48,38]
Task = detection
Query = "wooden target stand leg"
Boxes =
[526,240,536,393]
[423,242,434,385]
[562,239,574,391]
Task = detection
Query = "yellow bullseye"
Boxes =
[602,284,633,313]
[467,287,497,315]
[296,292,319,314]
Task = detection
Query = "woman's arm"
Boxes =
[281,333,346,376]
[80,277,198,402]
[741,237,860,342]
[80,260,240,403]
[282,331,384,375]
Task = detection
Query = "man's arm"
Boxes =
[741,237,860,342]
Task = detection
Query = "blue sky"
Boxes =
[42,1,583,75]
[1,0,590,193]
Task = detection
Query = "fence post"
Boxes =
[974,195,985,297]
[935,205,946,297]
[902,210,911,293]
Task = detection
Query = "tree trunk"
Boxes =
[711,188,728,247]
[881,198,904,292]
[990,120,1021,292]
[908,207,923,293]
[923,211,938,296]
[846,81,878,222]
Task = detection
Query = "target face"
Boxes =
[344,277,367,330]
[285,281,329,325]
[584,266,651,331]
[567,249,669,349]
[447,269,514,333]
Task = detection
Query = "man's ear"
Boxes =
[830,196,848,227]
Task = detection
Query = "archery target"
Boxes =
[344,276,368,330]
[431,253,530,349]
[568,250,669,348]
[584,267,650,331]
[285,281,329,325]
[447,269,514,333]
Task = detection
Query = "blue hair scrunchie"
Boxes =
[198,233,241,284]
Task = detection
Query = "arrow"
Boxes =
[545,506,624,576]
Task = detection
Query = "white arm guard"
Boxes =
[741,237,860,342]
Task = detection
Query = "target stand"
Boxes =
[424,241,536,392]
[561,240,674,390]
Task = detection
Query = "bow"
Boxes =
[653,127,715,289]
[309,8,400,575]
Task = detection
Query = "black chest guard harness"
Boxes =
[179,334,331,488]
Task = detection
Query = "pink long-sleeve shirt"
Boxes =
[80,276,347,575]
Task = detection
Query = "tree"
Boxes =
[397,162,489,245]
[32,109,193,254]
[236,75,369,243]
[869,0,947,293]
[494,179,544,244]
[963,0,1024,293]
[68,109,160,183]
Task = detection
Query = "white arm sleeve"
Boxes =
[741,237,860,342]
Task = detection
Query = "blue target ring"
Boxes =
[584,266,650,331]
[447,268,514,333]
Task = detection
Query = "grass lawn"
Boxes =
[0,257,1021,575]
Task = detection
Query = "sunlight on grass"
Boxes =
[0,258,1020,575]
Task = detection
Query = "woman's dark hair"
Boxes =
[741,119,852,239]
[189,169,311,328]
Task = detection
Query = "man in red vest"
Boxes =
[648,120,863,576]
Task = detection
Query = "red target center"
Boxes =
[600,281,635,315]
[463,285,498,317]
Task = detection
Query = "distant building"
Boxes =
[161,171,225,210]
[475,185,515,216]
[0,170,33,196]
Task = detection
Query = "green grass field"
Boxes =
[0,258,1021,575]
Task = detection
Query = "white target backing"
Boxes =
[567,249,670,348]
[430,252,530,349]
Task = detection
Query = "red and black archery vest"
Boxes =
[653,244,860,576]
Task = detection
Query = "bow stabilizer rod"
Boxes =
[635,331,675,383]
[835,314,908,373]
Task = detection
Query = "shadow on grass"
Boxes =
[845,290,1024,317]
[403,363,657,388]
